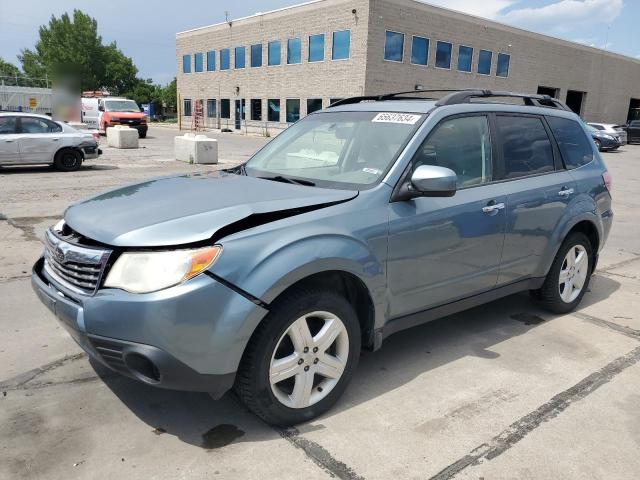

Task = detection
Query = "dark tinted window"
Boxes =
[496,53,510,77]
[414,116,493,187]
[308,34,324,62]
[206,51,216,71]
[286,99,300,123]
[235,47,246,69]
[206,99,216,117]
[251,44,262,67]
[496,116,554,179]
[435,41,452,68]
[287,38,301,64]
[220,99,230,118]
[268,41,281,66]
[457,46,473,72]
[0,116,17,134]
[478,50,492,75]
[547,117,594,169]
[631,121,640,127]
[194,53,203,72]
[268,99,280,122]
[307,98,323,114]
[411,36,429,65]
[220,49,230,70]
[251,99,262,121]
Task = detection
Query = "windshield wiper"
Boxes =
[260,175,316,187]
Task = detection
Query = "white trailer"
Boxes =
[0,85,53,115]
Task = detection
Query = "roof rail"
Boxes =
[328,89,573,112]
[435,90,572,111]
[328,89,462,108]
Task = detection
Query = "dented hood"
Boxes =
[64,172,357,247]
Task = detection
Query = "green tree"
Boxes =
[102,42,138,95]
[162,78,177,110]
[19,10,105,90]
[125,78,163,112]
[0,58,22,78]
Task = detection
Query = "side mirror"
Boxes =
[98,104,104,112]
[409,165,457,198]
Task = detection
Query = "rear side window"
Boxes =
[0,116,17,134]
[20,117,62,134]
[414,115,493,187]
[495,115,554,179]
[547,117,593,169]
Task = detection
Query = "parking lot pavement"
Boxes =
[1,139,639,480]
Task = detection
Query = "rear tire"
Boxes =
[235,287,361,426]
[53,149,82,172]
[535,232,593,314]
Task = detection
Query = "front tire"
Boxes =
[53,149,83,172]
[536,232,593,314]
[235,287,361,426]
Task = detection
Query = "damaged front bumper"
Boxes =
[31,258,268,397]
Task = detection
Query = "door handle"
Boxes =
[4,139,14,142]
[558,187,574,197]
[52,137,60,141]
[482,202,505,214]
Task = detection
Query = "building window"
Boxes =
[220,49,230,70]
[307,98,323,114]
[384,31,404,62]
[478,49,492,75]
[268,40,281,66]
[182,54,191,73]
[332,30,350,60]
[251,99,262,121]
[251,44,262,67]
[235,46,246,69]
[411,36,429,65]
[435,41,452,69]
[194,53,203,72]
[309,34,325,62]
[183,99,192,117]
[457,45,473,72]
[268,99,280,122]
[496,53,510,77]
[287,38,302,64]
[220,99,231,118]
[207,99,217,117]
[286,99,300,123]
[207,51,216,71]
[329,98,343,105]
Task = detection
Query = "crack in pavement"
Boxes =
[428,344,640,480]
[0,353,86,391]
[278,427,365,480]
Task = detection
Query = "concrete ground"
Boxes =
[1,127,639,480]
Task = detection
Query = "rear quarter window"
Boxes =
[547,117,593,169]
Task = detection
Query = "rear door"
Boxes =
[0,116,20,164]
[494,113,577,284]
[17,116,63,164]
[628,121,640,142]
[387,114,507,317]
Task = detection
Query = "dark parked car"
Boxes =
[32,90,613,425]
[627,120,640,143]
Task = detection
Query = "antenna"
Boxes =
[225,11,232,27]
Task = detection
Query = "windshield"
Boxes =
[245,111,424,189]
[104,100,140,113]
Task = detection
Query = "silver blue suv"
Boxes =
[32,90,613,425]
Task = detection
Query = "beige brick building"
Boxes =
[176,0,640,133]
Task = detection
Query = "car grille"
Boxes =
[43,228,111,295]
[89,336,128,372]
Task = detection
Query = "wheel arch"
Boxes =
[54,145,85,161]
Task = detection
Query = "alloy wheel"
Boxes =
[558,245,588,303]
[269,311,349,409]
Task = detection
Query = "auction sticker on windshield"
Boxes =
[372,112,421,124]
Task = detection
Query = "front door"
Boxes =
[0,116,20,164]
[387,114,506,318]
[16,116,62,164]
[234,99,245,130]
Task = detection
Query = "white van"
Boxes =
[81,97,148,138]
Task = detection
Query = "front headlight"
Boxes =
[603,134,615,141]
[104,246,222,293]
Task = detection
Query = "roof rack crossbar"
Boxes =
[328,89,467,108]
[436,90,572,111]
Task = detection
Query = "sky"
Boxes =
[0,0,638,85]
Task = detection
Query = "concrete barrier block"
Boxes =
[174,134,218,164]
[106,126,139,149]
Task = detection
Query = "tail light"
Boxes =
[603,171,612,194]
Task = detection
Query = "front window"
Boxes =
[251,44,262,67]
[220,49,230,70]
[268,41,281,66]
[235,47,246,69]
[309,34,325,62]
[435,41,452,69]
[0,116,17,134]
[287,38,302,64]
[194,52,203,72]
[245,111,424,189]
[457,46,473,72]
[104,100,140,113]
[332,30,350,60]
[496,53,510,77]
[384,31,404,62]
[411,36,429,65]
[478,50,493,75]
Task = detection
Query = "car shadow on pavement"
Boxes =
[0,164,118,174]
[98,275,620,448]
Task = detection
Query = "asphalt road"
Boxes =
[1,127,639,480]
